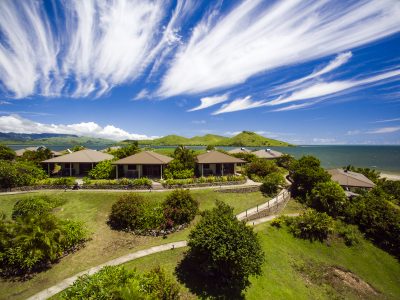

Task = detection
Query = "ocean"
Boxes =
[8,144,400,174]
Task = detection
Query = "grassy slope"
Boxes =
[122,222,400,300]
[0,190,269,300]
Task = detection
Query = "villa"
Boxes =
[252,148,283,159]
[328,169,375,191]
[196,151,245,177]
[113,151,173,179]
[15,146,63,158]
[42,149,114,176]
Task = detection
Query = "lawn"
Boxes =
[119,222,400,300]
[0,189,269,300]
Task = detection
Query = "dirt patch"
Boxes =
[294,260,379,299]
[330,267,378,297]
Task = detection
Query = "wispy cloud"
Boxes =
[132,89,150,101]
[346,130,362,136]
[188,94,229,112]
[267,69,400,106]
[278,52,353,91]
[0,115,156,140]
[212,96,265,115]
[372,118,400,123]
[0,101,11,105]
[192,120,206,124]
[158,0,400,97]
[367,126,400,134]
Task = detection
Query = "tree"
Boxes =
[111,142,140,159]
[245,158,281,179]
[276,154,296,170]
[309,181,347,217]
[71,145,85,152]
[20,147,52,165]
[0,145,15,161]
[88,160,115,179]
[231,152,257,162]
[290,156,330,198]
[173,145,195,170]
[176,201,264,298]
[162,189,199,227]
[206,145,215,151]
[260,172,285,196]
[0,160,47,189]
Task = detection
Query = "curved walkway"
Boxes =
[27,185,287,300]
[27,241,187,300]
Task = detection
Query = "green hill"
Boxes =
[139,131,292,146]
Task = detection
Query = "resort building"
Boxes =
[42,149,114,176]
[113,151,173,179]
[327,169,375,191]
[252,148,283,159]
[227,147,252,154]
[196,151,245,177]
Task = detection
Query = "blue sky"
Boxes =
[0,0,399,144]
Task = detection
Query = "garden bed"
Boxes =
[162,175,247,189]
[163,180,246,189]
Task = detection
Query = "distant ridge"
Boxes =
[0,131,292,147]
[137,131,292,146]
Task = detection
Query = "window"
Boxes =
[128,164,136,170]
[203,164,210,169]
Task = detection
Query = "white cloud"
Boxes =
[158,0,400,97]
[192,120,206,124]
[346,130,362,136]
[267,69,400,106]
[212,96,265,115]
[0,0,191,98]
[188,94,229,111]
[272,101,319,112]
[373,118,400,123]
[278,52,352,90]
[0,101,11,105]
[367,127,400,134]
[132,89,150,101]
[312,138,336,144]
[0,115,156,141]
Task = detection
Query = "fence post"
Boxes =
[246,210,247,217]
[257,205,258,212]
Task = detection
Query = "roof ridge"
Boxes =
[145,151,165,163]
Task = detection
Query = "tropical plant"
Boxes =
[0,160,47,189]
[19,147,53,165]
[12,195,55,219]
[173,145,196,170]
[110,142,140,159]
[71,145,85,152]
[61,265,179,300]
[276,154,296,170]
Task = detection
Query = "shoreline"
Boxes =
[380,172,400,181]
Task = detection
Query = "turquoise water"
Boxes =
[8,144,400,173]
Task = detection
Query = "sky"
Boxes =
[0,0,399,144]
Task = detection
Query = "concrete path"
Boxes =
[27,241,187,300]
[246,213,300,226]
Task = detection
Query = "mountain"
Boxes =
[0,132,78,141]
[139,131,292,146]
[0,132,115,146]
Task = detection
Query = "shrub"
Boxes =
[163,189,199,227]
[0,145,16,161]
[59,220,87,250]
[287,209,334,242]
[344,191,400,258]
[131,177,152,187]
[62,265,179,300]
[108,194,163,231]
[88,160,115,179]
[246,159,281,179]
[290,156,330,198]
[0,213,86,276]
[335,222,360,246]
[36,177,76,186]
[177,201,264,298]
[378,179,400,205]
[308,181,347,217]
[231,152,257,162]
[164,175,245,187]
[19,147,52,165]
[260,172,285,196]
[12,195,55,219]
[109,142,140,159]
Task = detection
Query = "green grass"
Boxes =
[120,222,400,300]
[0,189,269,300]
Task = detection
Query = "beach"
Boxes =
[380,172,400,181]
